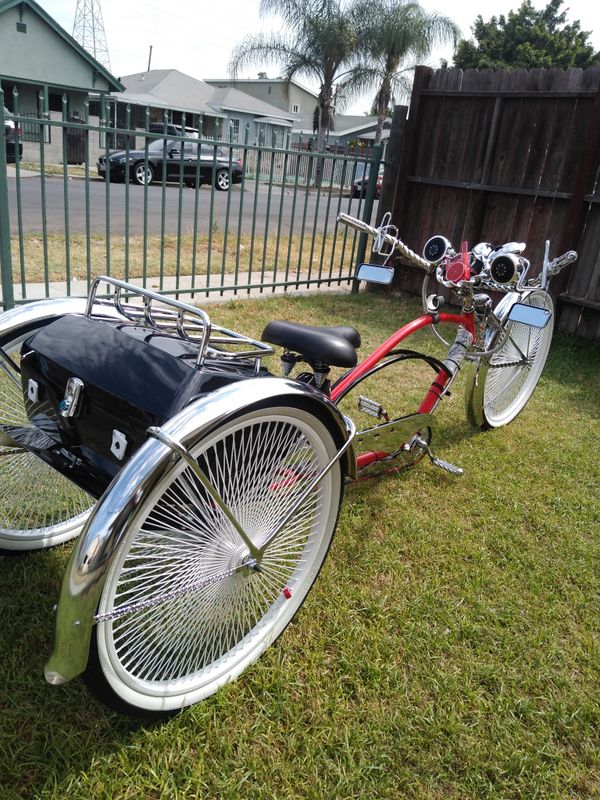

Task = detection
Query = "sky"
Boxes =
[40,0,600,115]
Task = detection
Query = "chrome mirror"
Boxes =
[508,303,552,328]
[356,263,394,285]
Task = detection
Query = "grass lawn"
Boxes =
[0,291,598,799]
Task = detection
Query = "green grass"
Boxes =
[1,292,598,799]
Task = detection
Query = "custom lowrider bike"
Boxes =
[0,212,576,714]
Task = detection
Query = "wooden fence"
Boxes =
[378,66,600,339]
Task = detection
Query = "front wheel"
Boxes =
[132,162,154,186]
[86,402,343,714]
[465,290,554,429]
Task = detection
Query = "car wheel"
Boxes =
[215,169,230,191]
[133,162,154,186]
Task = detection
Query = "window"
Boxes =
[292,103,300,113]
[230,118,240,143]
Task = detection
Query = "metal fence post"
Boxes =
[0,94,15,310]
[351,142,384,293]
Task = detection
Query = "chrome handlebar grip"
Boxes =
[337,213,432,272]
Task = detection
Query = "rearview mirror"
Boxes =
[355,263,394,285]
[507,302,552,328]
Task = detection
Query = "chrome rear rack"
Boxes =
[86,276,274,369]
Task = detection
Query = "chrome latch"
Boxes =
[59,377,84,418]
[111,429,128,461]
[27,379,39,404]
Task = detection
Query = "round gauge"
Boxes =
[490,254,517,284]
[423,235,450,263]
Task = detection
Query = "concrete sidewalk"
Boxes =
[6,269,354,305]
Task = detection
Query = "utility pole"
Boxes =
[72,0,111,70]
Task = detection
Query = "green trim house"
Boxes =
[0,0,122,162]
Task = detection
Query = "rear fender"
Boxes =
[45,377,355,685]
[0,297,124,348]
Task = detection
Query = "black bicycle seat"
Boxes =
[261,321,361,368]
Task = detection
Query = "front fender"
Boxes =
[45,376,355,685]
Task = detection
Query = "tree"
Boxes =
[351,0,459,143]
[454,0,600,70]
[229,0,361,153]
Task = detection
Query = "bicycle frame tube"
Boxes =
[330,312,474,404]
[330,312,475,471]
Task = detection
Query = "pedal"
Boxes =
[358,395,389,421]
[411,436,463,476]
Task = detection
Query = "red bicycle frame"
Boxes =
[330,311,476,471]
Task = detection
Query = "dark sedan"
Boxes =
[351,163,384,198]
[3,107,23,163]
[97,139,243,190]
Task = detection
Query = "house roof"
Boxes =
[117,71,296,124]
[294,113,391,138]
[0,0,123,92]
[118,70,221,117]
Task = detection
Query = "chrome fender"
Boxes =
[0,296,124,345]
[464,289,550,427]
[45,376,355,685]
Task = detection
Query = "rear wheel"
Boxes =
[466,290,554,428]
[0,326,94,550]
[87,403,343,714]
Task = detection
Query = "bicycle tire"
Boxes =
[86,402,343,714]
[465,290,554,429]
[0,326,94,551]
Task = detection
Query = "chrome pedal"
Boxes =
[411,436,464,476]
[358,395,389,420]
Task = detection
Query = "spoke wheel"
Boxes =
[88,403,343,714]
[0,327,94,550]
[467,290,554,428]
[333,352,438,478]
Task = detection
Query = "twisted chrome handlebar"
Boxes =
[337,213,432,272]
[338,212,577,294]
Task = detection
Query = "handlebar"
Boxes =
[337,213,432,272]
[338,212,577,293]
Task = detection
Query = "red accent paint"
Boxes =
[331,312,474,404]
[333,310,475,472]
[283,587,293,599]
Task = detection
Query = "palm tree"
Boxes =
[350,0,460,143]
[229,0,360,153]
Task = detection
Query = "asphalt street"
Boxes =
[6,174,370,236]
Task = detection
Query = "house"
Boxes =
[0,0,123,162]
[204,76,318,118]
[293,113,391,150]
[204,76,389,149]
[112,70,295,148]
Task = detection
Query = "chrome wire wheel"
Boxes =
[91,404,343,713]
[474,291,554,428]
[0,328,93,550]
